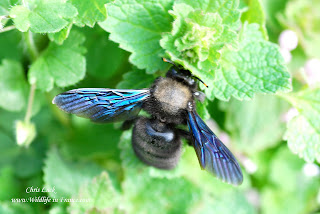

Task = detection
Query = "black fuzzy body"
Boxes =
[132,75,197,169]
[52,62,244,185]
[132,117,182,169]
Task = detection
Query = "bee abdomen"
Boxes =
[132,117,182,169]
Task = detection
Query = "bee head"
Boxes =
[163,58,208,89]
[166,66,196,88]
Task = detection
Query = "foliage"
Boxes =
[0,60,28,111]
[278,0,320,58]
[221,94,290,153]
[0,0,319,213]
[283,88,320,163]
[28,30,86,91]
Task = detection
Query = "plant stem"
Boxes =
[24,31,39,123]
[24,84,36,123]
[24,31,39,62]
[22,0,28,8]
[0,25,16,33]
[276,92,297,107]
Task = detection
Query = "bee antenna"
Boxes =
[162,58,178,67]
[193,76,208,88]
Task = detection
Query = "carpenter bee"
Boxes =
[52,58,243,185]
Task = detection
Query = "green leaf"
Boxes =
[222,94,289,153]
[176,0,241,29]
[261,187,312,214]
[47,23,72,45]
[43,147,103,198]
[189,190,256,214]
[60,119,122,160]
[0,31,24,62]
[160,1,289,101]
[0,0,11,16]
[241,0,268,39]
[196,99,210,121]
[269,147,305,190]
[70,0,109,27]
[0,59,28,111]
[28,30,86,92]
[99,0,174,73]
[261,147,320,214]
[49,205,67,214]
[210,23,291,101]
[283,88,320,163]
[10,2,77,33]
[81,25,128,79]
[0,113,21,168]
[117,67,155,89]
[0,202,36,214]
[1,0,19,28]
[285,115,320,163]
[9,6,30,32]
[122,176,201,214]
[278,0,320,58]
[160,1,239,93]
[13,143,44,178]
[0,111,44,180]
[118,131,255,213]
[68,172,120,213]
[178,144,254,211]
[118,131,202,213]
[0,167,19,200]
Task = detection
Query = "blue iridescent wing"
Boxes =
[187,109,243,185]
[52,88,150,123]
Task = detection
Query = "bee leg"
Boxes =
[193,91,206,102]
[121,118,136,130]
[175,129,193,146]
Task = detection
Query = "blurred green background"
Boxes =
[0,0,320,213]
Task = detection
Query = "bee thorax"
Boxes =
[153,78,192,114]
